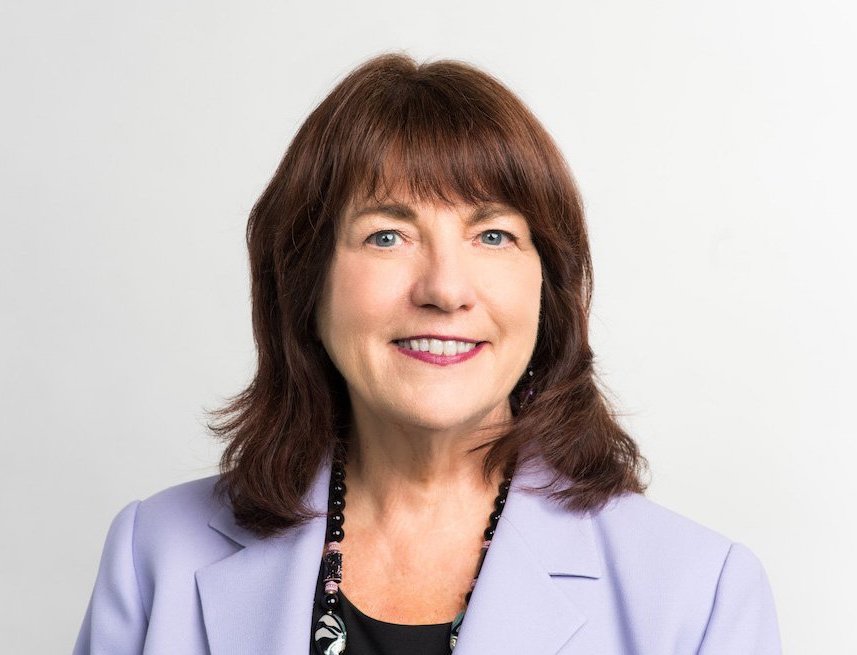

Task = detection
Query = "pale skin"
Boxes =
[314,189,543,624]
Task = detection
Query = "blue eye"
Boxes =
[368,230,400,248]
[366,229,515,248]
[480,230,515,246]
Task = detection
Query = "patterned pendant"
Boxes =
[314,611,346,655]
[449,610,465,650]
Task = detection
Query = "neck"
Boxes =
[340,400,512,527]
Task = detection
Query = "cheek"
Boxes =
[320,255,404,338]
[498,261,542,333]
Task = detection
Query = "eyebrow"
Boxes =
[348,202,516,226]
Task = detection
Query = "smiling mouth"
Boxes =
[393,337,484,356]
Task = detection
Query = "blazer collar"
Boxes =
[196,465,329,655]
[197,454,602,654]
[454,457,602,653]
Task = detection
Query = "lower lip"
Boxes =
[394,342,486,366]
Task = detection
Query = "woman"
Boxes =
[74,53,781,654]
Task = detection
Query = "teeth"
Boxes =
[396,338,479,354]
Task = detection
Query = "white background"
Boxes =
[2,1,854,652]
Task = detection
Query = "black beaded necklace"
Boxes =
[312,453,516,654]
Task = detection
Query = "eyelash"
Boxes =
[365,229,518,249]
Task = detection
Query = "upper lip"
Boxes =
[394,334,484,343]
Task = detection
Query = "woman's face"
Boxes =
[315,191,543,434]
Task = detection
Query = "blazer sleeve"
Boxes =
[696,541,782,655]
[73,500,148,655]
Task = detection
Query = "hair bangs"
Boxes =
[336,76,528,213]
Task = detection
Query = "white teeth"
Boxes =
[395,338,479,355]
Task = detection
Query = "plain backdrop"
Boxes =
[2,0,854,652]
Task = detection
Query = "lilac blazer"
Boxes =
[74,456,781,654]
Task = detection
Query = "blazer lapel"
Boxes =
[195,457,331,655]
[452,459,603,654]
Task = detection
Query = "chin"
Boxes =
[384,399,494,432]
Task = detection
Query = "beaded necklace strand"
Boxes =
[313,454,516,654]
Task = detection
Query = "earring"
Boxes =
[517,365,535,407]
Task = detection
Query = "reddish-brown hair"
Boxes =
[206,52,648,537]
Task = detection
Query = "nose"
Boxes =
[410,242,478,312]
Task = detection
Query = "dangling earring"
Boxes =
[513,365,535,412]
[522,365,535,402]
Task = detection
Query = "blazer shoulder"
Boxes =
[129,474,239,583]
[598,491,733,550]
[128,474,224,540]
[592,491,750,591]
[136,473,223,521]
[593,493,733,570]
[593,493,781,652]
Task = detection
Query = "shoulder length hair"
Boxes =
[207,52,648,537]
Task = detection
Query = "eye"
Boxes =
[366,230,402,248]
[480,230,516,247]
